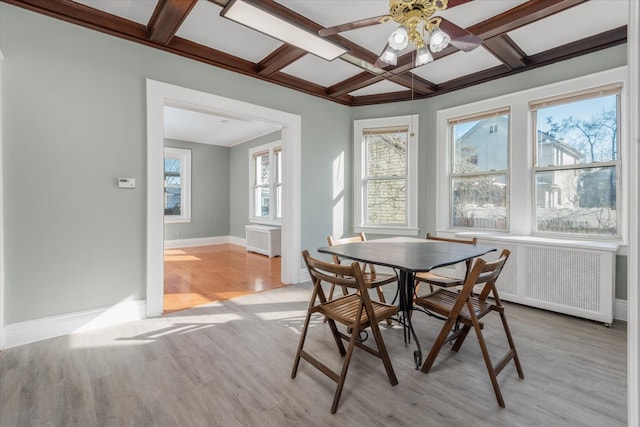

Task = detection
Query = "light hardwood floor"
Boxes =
[0,282,626,426]
[164,244,283,313]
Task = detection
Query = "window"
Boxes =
[532,86,620,236]
[354,115,418,235]
[449,109,510,231]
[164,147,191,223]
[436,67,625,242]
[249,142,281,224]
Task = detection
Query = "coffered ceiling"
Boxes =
[3,0,629,107]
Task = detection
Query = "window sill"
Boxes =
[249,218,281,227]
[164,217,191,224]
[354,226,419,237]
[449,231,621,253]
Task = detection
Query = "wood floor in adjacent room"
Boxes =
[163,244,284,313]
[0,284,626,427]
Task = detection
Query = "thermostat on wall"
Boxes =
[118,178,135,189]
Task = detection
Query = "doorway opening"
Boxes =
[146,79,301,317]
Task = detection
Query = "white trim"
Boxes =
[3,300,146,349]
[0,49,4,349]
[436,67,628,242]
[353,114,419,236]
[615,298,627,322]
[146,79,302,317]
[163,236,234,249]
[627,0,639,423]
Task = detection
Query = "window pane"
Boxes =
[164,187,181,215]
[452,175,507,230]
[366,178,406,224]
[164,158,181,187]
[535,94,618,166]
[255,154,270,185]
[276,185,282,218]
[453,115,508,173]
[254,187,270,217]
[535,166,616,235]
[365,132,407,177]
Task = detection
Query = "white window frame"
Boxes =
[249,141,282,225]
[530,85,622,238]
[163,147,191,224]
[435,67,627,244]
[354,115,419,236]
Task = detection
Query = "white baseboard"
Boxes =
[615,298,627,322]
[2,300,146,349]
[164,235,246,249]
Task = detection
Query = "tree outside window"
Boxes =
[532,87,620,236]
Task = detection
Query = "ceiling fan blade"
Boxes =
[318,15,388,37]
[439,18,482,52]
[446,0,474,8]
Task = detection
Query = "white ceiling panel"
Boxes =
[176,0,283,63]
[412,47,502,85]
[164,107,280,147]
[508,0,629,56]
[74,0,157,25]
[438,0,529,28]
[349,79,407,97]
[281,54,364,87]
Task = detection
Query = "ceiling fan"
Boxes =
[318,0,482,68]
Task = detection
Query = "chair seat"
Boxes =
[415,271,464,287]
[323,294,398,326]
[361,271,397,287]
[415,289,493,321]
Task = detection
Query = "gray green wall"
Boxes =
[1,3,350,324]
[0,3,628,325]
[163,139,230,240]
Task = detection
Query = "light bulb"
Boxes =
[388,26,409,50]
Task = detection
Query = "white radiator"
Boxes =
[455,236,618,325]
[245,224,281,257]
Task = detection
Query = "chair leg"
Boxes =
[421,317,458,374]
[291,308,315,378]
[375,287,393,327]
[331,323,360,413]
[472,319,505,408]
[368,319,398,386]
[499,312,525,379]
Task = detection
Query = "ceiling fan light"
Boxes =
[388,25,409,50]
[429,27,451,53]
[380,45,398,66]
[415,45,434,66]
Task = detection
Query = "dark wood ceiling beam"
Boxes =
[469,0,590,40]
[326,72,386,98]
[2,0,149,40]
[483,34,527,69]
[148,0,198,45]
[256,45,307,76]
[387,74,436,95]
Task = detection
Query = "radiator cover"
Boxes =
[456,237,618,325]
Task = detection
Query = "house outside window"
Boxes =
[532,85,620,236]
[249,142,281,224]
[354,115,418,236]
[164,147,191,223]
[449,109,510,231]
[436,67,625,242]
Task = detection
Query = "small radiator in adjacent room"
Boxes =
[245,224,281,257]
[457,236,619,325]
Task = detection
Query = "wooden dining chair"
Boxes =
[327,233,397,325]
[292,250,399,414]
[414,233,478,295]
[414,249,524,408]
